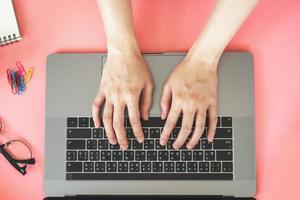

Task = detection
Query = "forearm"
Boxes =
[188,0,258,67]
[97,0,139,53]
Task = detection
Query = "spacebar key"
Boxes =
[66,173,233,180]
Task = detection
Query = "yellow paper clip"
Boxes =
[25,67,34,84]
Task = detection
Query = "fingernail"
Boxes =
[161,110,165,119]
[208,137,213,143]
[121,144,128,150]
[173,144,179,150]
[137,137,144,143]
[186,144,192,150]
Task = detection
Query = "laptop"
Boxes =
[44,52,255,199]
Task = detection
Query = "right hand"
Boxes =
[92,49,153,150]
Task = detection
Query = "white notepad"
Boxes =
[0,0,21,45]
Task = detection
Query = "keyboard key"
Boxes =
[187,162,198,172]
[79,117,89,127]
[107,162,117,172]
[164,162,175,172]
[205,151,215,161]
[93,129,103,138]
[222,162,233,172]
[150,128,160,138]
[181,151,192,161]
[153,162,163,172]
[84,162,94,172]
[199,162,209,172]
[118,162,128,172]
[66,151,77,161]
[95,162,105,172]
[89,151,100,161]
[167,139,175,149]
[211,162,221,172]
[78,151,88,161]
[217,117,220,127]
[126,128,135,138]
[101,151,111,161]
[202,139,212,149]
[135,151,146,161]
[171,128,180,139]
[67,117,77,127]
[170,151,180,161]
[124,151,134,161]
[176,162,186,172]
[144,139,155,149]
[98,140,108,149]
[215,128,232,138]
[193,151,203,161]
[67,140,85,149]
[213,139,232,149]
[216,151,233,161]
[89,117,95,127]
[201,129,207,138]
[132,140,143,149]
[143,128,149,138]
[221,117,232,127]
[147,151,157,161]
[158,151,169,161]
[155,139,166,149]
[66,162,82,172]
[127,140,132,149]
[87,140,97,149]
[129,162,140,172]
[67,129,91,138]
[141,162,151,172]
[110,143,120,150]
[112,151,123,161]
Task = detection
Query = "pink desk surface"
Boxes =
[0,0,299,199]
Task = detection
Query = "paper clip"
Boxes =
[6,69,12,85]
[25,67,34,83]
[16,61,26,76]
[10,70,18,95]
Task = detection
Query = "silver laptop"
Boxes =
[44,52,255,200]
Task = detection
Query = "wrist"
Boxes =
[107,35,141,56]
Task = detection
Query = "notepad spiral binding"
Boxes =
[0,33,20,46]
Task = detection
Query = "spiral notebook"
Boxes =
[0,0,21,46]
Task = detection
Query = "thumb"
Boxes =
[160,85,172,120]
[140,83,153,120]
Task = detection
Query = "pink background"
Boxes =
[0,0,299,199]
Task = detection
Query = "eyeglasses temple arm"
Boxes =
[0,145,27,175]
[14,158,35,164]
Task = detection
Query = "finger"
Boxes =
[127,98,144,143]
[207,105,218,142]
[92,90,105,128]
[113,102,128,150]
[173,109,195,149]
[140,83,153,121]
[160,85,172,120]
[187,110,205,150]
[102,102,117,144]
[160,102,181,145]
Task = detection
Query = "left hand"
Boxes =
[159,55,218,150]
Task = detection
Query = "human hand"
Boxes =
[159,55,218,150]
[92,50,153,150]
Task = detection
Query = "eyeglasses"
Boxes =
[0,117,35,175]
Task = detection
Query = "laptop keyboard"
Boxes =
[66,116,234,180]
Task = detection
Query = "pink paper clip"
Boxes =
[6,69,12,85]
[16,61,26,76]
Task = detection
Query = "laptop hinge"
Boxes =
[73,195,227,200]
